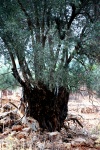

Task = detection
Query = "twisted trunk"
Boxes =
[22,82,69,132]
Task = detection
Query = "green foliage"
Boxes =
[0,0,99,92]
[0,65,18,90]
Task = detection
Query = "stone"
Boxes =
[81,106,95,113]
[71,137,86,147]
[95,144,100,149]
[16,132,27,139]
[10,131,17,137]
[3,104,12,112]
[85,138,94,147]
[21,116,28,124]
[21,116,40,131]
[12,125,23,132]
[22,127,31,133]
[45,142,52,149]
[27,117,40,131]
[94,137,100,144]
[63,142,71,149]
[32,135,39,142]
[2,129,11,135]
[91,134,98,140]
[48,131,62,141]
[36,141,45,149]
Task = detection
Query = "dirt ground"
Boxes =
[0,92,100,150]
[69,93,100,134]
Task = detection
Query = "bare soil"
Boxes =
[0,92,100,150]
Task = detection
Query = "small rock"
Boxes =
[45,142,52,149]
[2,129,11,135]
[63,142,71,149]
[85,138,94,147]
[2,143,6,148]
[81,106,97,114]
[95,144,100,149]
[71,137,86,147]
[91,134,98,140]
[20,138,26,142]
[27,117,40,131]
[48,131,62,141]
[32,135,39,142]
[22,117,40,131]
[12,125,23,132]
[3,104,12,112]
[10,131,17,137]
[94,137,100,144]
[16,132,27,139]
[21,116,28,124]
[22,127,31,133]
[0,117,10,125]
[55,143,65,149]
[36,141,45,149]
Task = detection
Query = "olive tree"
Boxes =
[0,0,100,131]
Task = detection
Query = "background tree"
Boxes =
[0,0,100,131]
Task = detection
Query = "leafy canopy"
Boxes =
[0,0,100,92]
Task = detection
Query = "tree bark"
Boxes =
[22,82,69,132]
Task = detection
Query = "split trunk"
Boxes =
[22,82,69,132]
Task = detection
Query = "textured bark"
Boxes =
[22,82,69,132]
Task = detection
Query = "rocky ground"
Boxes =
[0,92,100,150]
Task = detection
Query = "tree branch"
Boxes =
[1,37,25,86]
[68,3,76,29]
[17,0,33,31]
[67,0,90,29]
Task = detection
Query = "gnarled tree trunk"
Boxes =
[22,82,69,132]
[7,44,69,132]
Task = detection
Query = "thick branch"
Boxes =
[48,35,54,59]
[41,0,46,48]
[15,51,31,87]
[2,37,25,86]
[17,0,33,31]
[65,25,87,66]
[68,3,76,29]
[24,60,32,79]
[66,50,76,65]
[67,0,90,29]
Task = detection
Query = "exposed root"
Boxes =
[65,114,83,128]
[9,101,18,109]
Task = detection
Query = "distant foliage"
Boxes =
[86,65,100,96]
